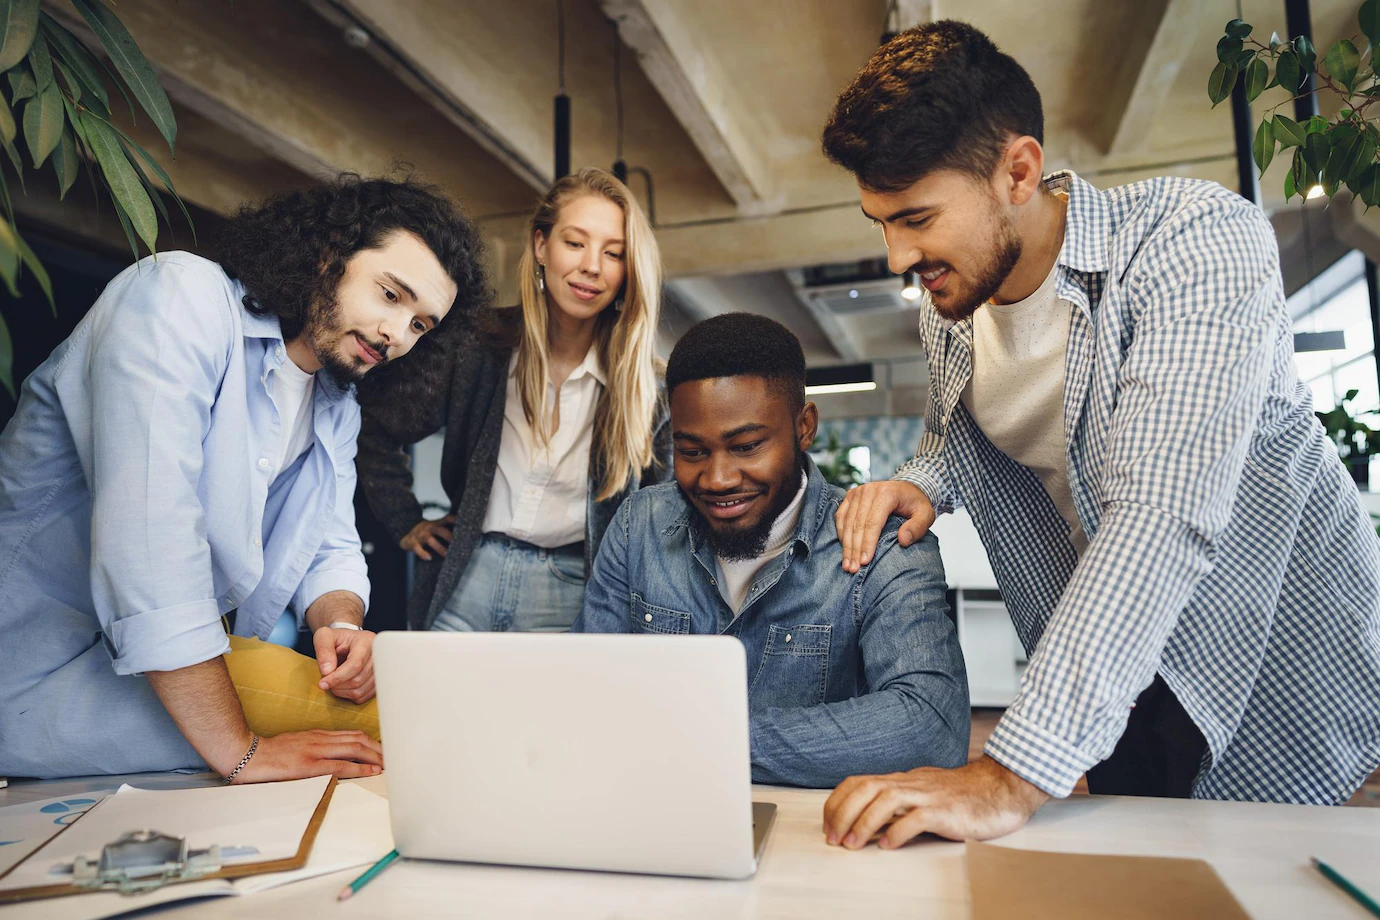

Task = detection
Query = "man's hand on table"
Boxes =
[231,729,383,783]
[823,755,1049,849]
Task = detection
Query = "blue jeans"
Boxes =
[432,534,586,632]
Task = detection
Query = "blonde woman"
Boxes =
[355,168,669,632]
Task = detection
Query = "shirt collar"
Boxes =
[506,344,608,387]
[1045,169,1111,274]
[236,284,353,403]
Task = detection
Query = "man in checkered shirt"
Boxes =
[819,20,1380,849]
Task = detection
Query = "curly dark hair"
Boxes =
[214,173,491,342]
[822,20,1043,192]
[666,313,805,413]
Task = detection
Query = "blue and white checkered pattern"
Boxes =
[896,171,1380,803]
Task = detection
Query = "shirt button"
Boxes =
[253,536,262,548]
[785,634,793,643]
[644,613,653,622]
[257,458,270,470]
[276,346,284,359]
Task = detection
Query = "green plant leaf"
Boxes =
[1225,18,1252,39]
[14,223,52,313]
[1285,161,1298,200]
[1307,115,1330,135]
[0,92,13,146]
[8,68,35,104]
[110,121,195,243]
[1295,35,1317,74]
[0,218,18,297]
[70,0,177,154]
[0,137,24,191]
[27,33,52,93]
[1292,146,1320,197]
[1325,39,1361,92]
[1218,35,1244,64]
[1275,50,1301,92]
[1235,48,1256,69]
[52,59,81,104]
[51,126,78,199]
[21,82,62,169]
[1337,129,1376,184]
[39,14,108,111]
[1208,61,1237,105]
[1359,163,1380,207]
[1270,31,1283,51]
[1275,114,1308,147]
[1304,131,1331,173]
[1254,118,1275,173]
[0,0,40,73]
[79,111,157,255]
[121,138,171,231]
[1362,0,1380,50]
[1246,57,1269,101]
[105,179,141,263]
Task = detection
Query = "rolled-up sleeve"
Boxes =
[291,400,371,622]
[85,262,233,675]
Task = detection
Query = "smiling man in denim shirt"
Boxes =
[572,313,968,788]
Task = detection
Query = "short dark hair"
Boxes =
[666,313,805,412]
[215,172,490,341]
[822,20,1043,192]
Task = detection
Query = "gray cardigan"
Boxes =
[355,315,672,631]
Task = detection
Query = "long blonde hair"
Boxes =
[514,167,662,502]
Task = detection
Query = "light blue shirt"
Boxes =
[0,253,371,778]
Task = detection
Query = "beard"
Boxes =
[926,213,1023,323]
[302,296,388,387]
[691,449,806,562]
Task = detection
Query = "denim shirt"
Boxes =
[572,460,969,788]
[0,253,371,778]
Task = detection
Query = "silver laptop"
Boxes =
[373,632,776,880]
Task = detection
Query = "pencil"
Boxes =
[1312,857,1380,919]
[337,849,400,902]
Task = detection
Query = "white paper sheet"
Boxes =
[0,790,116,878]
[0,775,331,893]
[0,780,391,920]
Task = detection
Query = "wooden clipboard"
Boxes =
[0,776,337,905]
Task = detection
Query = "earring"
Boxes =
[613,296,624,313]
[537,263,546,295]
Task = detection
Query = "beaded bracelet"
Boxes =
[224,733,260,785]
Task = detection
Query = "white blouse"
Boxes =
[480,346,604,547]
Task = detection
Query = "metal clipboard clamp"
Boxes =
[64,829,222,895]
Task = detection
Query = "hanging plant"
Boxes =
[1208,2,1380,206]
[0,0,190,396]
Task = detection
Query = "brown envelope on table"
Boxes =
[967,841,1250,920]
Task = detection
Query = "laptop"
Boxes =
[372,632,776,880]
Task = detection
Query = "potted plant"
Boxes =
[1316,388,1378,487]
[0,0,189,396]
[812,429,867,491]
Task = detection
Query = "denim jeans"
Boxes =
[432,533,586,632]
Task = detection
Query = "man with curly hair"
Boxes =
[0,175,489,782]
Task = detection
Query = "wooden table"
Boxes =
[2,773,1377,918]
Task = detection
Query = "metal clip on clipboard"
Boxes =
[66,829,222,895]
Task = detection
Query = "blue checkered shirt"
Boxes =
[896,171,1380,803]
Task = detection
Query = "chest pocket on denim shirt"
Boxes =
[631,593,691,634]
[749,624,831,710]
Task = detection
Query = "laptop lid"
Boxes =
[374,632,760,879]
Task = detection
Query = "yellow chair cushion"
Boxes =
[224,634,380,740]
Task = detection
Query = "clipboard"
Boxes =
[0,776,337,905]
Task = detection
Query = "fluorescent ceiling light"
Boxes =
[805,381,878,396]
[901,270,922,300]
